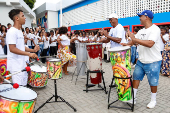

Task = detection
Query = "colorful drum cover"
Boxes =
[86,43,102,84]
[109,46,132,101]
[28,65,48,87]
[0,56,10,79]
[0,84,37,113]
[47,58,62,80]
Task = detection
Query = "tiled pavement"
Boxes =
[32,61,170,113]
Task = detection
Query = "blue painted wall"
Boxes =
[58,0,99,27]
[71,12,170,31]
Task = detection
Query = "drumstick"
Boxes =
[4,67,31,79]
[38,55,57,59]
[4,79,19,89]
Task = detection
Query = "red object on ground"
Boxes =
[13,83,19,89]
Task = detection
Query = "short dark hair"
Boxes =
[9,9,23,21]
[25,27,29,30]
[75,30,80,35]
[50,30,54,33]
[59,27,68,34]
[7,23,11,26]
[134,28,139,33]
[160,27,167,32]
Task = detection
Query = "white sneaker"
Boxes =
[123,98,137,104]
[132,64,136,68]
[147,100,156,109]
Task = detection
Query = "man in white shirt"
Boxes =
[160,27,169,54]
[121,10,162,109]
[99,13,126,48]
[25,27,32,49]
[7,9,39,86]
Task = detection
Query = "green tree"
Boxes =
[24,0,36,9]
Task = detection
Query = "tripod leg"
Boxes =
[34,95,54,113]
[58,96,77,112]
[85,70,89,93]
[75,62,84,85]
[71,67,77,81]
[130,78,134,112]
[108,76,114,109]
[101,71,107,94]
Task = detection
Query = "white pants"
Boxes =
[11,71,28,86]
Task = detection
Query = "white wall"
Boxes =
[48,11,58,31]
[0,4,14,26]
[0,3,34,28]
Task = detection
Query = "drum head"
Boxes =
[30,64,47,72]
[49,58,61,62]
[0,54,7,59]
[109,46,130,52]
[86,43,102,45]
[0,84,37,101]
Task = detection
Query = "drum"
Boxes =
[0,55,10,79]
[0,84,37,113]
[28,64,48,87]
[109,46,132,102]
[47,58,62,79]
[76,43,87,76]
[86,43,102,84]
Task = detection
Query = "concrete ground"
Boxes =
[32,61,170,113]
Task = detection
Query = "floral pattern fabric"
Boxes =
[57,45,76,66]
[161,40,170,75]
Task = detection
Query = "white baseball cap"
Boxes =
[106,13,118,19]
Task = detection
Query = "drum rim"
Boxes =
[86,43,102,45]
[108,47,130,53]
[48,59,62,62]
[0,95,37,102]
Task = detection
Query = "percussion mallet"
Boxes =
[4,79,19,89]
[4,67,31,79]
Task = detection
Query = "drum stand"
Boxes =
[71,61,88,85]
[83,70,107,94]
[34,80,77,113]
[108,76,134,112]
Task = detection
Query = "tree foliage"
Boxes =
[24,0,36,9]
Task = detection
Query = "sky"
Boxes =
[32,0,60,10]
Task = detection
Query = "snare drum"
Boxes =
[109,46,132,101]
[28,64,48,87]
[47,58,62,79]
[86,43,102,84]
[0,84,37,113]
[0,55,10,79]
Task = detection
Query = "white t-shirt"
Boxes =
[6,27,28,85]
[25,32,32,46]
[0,38,4,54]
[135,24,162,63]
[25,45,29,63]
[50,35,57,46]
[37,36,44,45]
[30,33,37,46]
[73,36,81,43]
[60,34,70,45]
[44,37,49,49]
[79,37,88,42]
[109,24,126,48]
[160,33,169,51]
